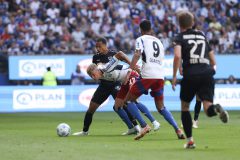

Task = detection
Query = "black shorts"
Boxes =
[91,81,121,105]
[180,75,215,103]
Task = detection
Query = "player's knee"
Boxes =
[206,105,217,117]
[113,105,119,111]
[156,105,164,112]
[113,105,123,111]
[86,109,95,114]
[181,100,190,110]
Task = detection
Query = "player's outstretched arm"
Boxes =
[115,51,131,65]
[209,50,217,71]
[130,50,141,70]
[172,45,182,91]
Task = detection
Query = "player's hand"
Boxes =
[134,65,141,74]
[172,76,177,91]
[179,67,183,76]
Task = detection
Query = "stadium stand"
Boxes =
[0,0,239,56]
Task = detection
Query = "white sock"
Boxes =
[187,137,194,142]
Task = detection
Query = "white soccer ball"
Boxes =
[56,123,71,137]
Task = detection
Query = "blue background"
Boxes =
[9,55,240,80]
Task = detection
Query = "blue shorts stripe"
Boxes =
[151,88,164,97]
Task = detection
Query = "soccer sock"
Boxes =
[181,111,192,138]
[114,106,134,129]
[136,102,155,122]
[194,100,201,121]
[83,111,93,132]
[206,104,217,117]
[123,106,138,126]
[159,107,178,131]
[126,102,147,128]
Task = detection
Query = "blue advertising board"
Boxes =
[0,84,239,113]
[9,55,240,80]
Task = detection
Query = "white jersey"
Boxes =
[135,35,165,79]
[99,56,129,82]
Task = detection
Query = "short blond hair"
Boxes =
[87,63,97,77]
[177,11,194,29]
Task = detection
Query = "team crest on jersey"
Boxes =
[136,42,140,48]
[115,85,121,91]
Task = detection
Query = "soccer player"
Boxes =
[124,19,185,140]
[72,37,146,136]
[86,53,160,131]
[172,11,229,149]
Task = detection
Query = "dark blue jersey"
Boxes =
[173,29,215,77]
[92,50,116,65]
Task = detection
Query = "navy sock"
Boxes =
[114,106,134,129]
[206,105,217,117]
[126,102,147,128]
[123,106,138,126]
[136,102,155,122]
[194,100,201,121]
[83,111,93,132]
[159,107,178,131]
[181,111,192,138]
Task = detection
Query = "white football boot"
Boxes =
[72,131,89,136]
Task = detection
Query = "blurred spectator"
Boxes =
[233,34,240,52]
[209,17,222,32]
[118,4,130,19]
[55,41,69,54]
[46,2,60,19]
[30,0,40,14]
[7,42,21,56]
[71,65,85,85]
[225,75,238,84]
[71,26,85,46]
[160,32,171,54]
[70,40,84,54]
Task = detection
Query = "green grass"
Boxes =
[0,111,239,160]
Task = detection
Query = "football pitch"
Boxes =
[0,111,239,160]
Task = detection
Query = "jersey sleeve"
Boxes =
[92,55,97,64]
[135,37,144,53]
[199,31,213,53]
[172,34,182,46]
[100,56,119,72]
[205,38,213,52]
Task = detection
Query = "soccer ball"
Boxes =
[56,123,71,137]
